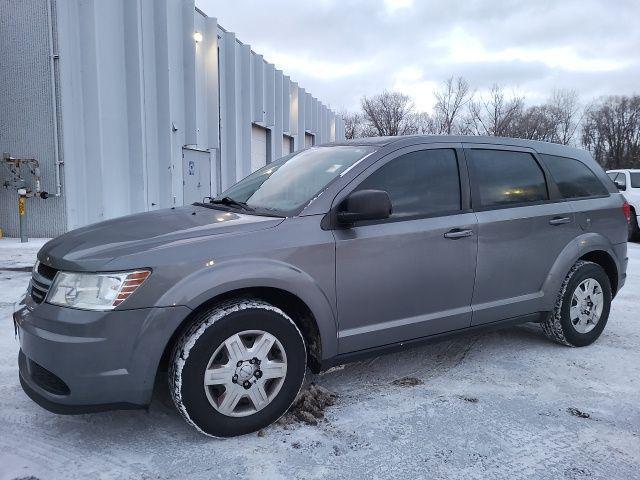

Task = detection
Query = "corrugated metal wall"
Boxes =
[213,20,345,191]
[0,0,345,237]
[0,0,66,237]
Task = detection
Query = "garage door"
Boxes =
[305,132,315,148]
[251,124,268,172]
[282,135,293,155]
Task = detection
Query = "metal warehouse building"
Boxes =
[0,0,345,238]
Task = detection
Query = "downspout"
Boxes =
[46,0,63,197]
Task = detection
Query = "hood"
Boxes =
[39,205,283,271]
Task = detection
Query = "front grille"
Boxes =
[27,356,70,396]
[30,262,58,304]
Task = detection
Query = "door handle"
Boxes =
[444,228,474,239]
[549,216,571,226]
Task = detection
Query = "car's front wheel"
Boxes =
[542,260,612,347]
[169,299,306,437]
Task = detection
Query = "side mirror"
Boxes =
[614,180,626,191]
[337,189,392,225]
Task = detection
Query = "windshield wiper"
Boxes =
[209,196,255,212]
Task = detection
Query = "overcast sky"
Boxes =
[196,0,639,113]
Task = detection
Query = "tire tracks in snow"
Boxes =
[317,334,481,400]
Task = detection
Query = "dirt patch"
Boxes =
[391,377,424,387]
[564,466,592,479]
[458,395,479,403]
[567,407,591,419]
[277,383,336,427]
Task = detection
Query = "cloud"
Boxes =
[440,27,629,73]
[256,49,374,81]
[384,0,414,13]
[196,0,640,112]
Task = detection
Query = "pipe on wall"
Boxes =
[46,0,63,197]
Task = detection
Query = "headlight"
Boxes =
[47,270,150,311]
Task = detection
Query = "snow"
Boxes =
[1,240,639,479]
[0,237,49,270]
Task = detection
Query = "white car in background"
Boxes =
[607,169,640,240]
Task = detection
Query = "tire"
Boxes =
[629,208,640,242]
[169,299,306,437]
[541,260,612,347]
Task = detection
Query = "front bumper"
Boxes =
[15,300,191,413]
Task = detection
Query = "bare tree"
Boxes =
[360,91,419,136]
[432,76,472,134]
[464,84,524,137]
[511,105,557,141]
[340,111,364,140]
[483,89,582,144]
[548,89,582,145]
[582,95,640,169]
[344,80,590,148]
[415,111,438,134]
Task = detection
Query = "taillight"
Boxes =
[622,201,631,223]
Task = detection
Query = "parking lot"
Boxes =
[1,240,639,480]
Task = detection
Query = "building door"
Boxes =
[251,124,269,171]
[182,147,212,205]
[282,135,294,156]
[305,132,315,148]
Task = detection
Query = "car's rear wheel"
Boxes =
[542,260,612,347]
[169,299,306,437]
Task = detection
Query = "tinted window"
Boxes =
[469,150,548,207]
[356,149,461,219]
[631,173,640,188]
[542,155,609,198]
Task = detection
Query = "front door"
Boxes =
[465,145,580,325]
[334,145,478,353]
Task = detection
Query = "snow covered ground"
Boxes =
[0,239,639,480]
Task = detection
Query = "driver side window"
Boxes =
[355,149,462,220]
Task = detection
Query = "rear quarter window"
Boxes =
[541,154,609,199]
[631,172,640,188]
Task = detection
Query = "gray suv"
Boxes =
[15,136,629,437]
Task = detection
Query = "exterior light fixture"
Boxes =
[193,31,203,43]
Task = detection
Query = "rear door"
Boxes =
[540,154,622,244]
[465,144,580,325]
[334,144,478,353]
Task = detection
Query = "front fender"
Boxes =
[155,258,338,360]
[541,233,622,310]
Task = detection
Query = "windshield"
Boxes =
[215,146,374,215]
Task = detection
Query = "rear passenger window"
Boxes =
[630,173,640,188]
[468,149,548,208]
[542,154,609,198]
[356,149,461,219]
